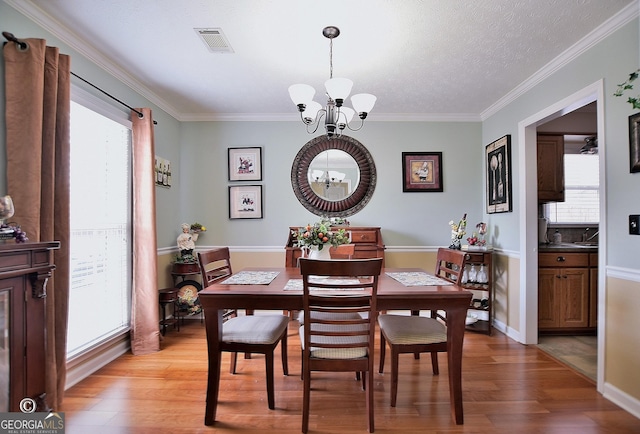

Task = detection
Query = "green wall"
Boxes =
[177,120,482,249]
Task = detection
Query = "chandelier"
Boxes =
[288,26,376,138]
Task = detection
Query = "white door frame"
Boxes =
[517,79,606,392]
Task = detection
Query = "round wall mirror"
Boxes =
[291,135,376,217]
[307,150,360,202]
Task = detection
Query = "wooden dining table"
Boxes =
[198,267,473,426]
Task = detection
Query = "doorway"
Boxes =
[535,107,599,382]
[518,80,606,392]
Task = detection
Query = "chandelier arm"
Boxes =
[344,117,365,132]
[304,110,326,135]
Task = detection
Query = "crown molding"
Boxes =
[5,0,182,120]
[8,0,638,124]
[481,1,639,120]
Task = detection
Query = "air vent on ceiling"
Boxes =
[194,28,234,53]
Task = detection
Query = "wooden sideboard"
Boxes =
[284,226,385,267]
[0,241,60,412]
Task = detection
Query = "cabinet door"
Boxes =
[538,268,559,329]
[560,268,589,328]
[537,135,564,202]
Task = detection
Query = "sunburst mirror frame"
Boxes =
[291,135,376,217]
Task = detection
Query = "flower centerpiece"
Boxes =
[448,213,467,250]
[292,219,350,259]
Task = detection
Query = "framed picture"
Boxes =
[629,112,640,173]
[486,135,513,213]
[228,147,262,181]
[155,155,172,188]
[229,185,263,219]
[401,152,443,192]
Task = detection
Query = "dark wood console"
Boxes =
[284,226,385,267]
[0,241,60,412]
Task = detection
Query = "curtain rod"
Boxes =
[3,31,158,125]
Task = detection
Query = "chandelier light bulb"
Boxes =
[338,106,355,129]
[325,78,353,106]
[288,84,315,108]
[302,101,322,123]
[351,93,377,118]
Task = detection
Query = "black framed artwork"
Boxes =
[229,185,263,219]
[629,112,640,173]
[228,147,262,181]
[486,135,513,213]
[401,152,443,192]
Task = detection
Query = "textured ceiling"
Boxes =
[7,0,636,121]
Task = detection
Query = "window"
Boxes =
[544,154,599,224]
[67,97,132,359]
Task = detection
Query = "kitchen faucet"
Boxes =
[582,228,599,242]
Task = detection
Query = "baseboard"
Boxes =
[603,381,640,420]
[65,335,130,390]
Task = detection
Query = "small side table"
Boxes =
[159,288,179,335]
[171,262,200,286]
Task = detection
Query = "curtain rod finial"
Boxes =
[2,31,28,50]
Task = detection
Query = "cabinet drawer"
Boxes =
[464,252,487,263]
[349,230,378,244]
[539,253,588,267]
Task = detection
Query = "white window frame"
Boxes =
[67,85,133,362]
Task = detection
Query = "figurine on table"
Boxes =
[177,223,200,258]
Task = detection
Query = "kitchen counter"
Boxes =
[539,242,598,252]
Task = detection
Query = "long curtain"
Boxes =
[4,38,71,409]
[130,108,160,355]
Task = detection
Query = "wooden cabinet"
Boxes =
[461,250,493,335]
[538,252,594,332]
[537,134,565,202]
[284,226,385,267]
[0,241,60,412]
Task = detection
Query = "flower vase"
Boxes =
[308,245,332,260]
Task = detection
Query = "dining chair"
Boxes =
[288,244,356,320]
[197,249,289,408]
[378,247,466,407]
[299,257,383,433]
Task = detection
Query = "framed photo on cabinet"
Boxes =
[401,152,443,192]
[486,135,513,213]
[228,147,262,181]
[229,185,263,219]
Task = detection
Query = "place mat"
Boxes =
[284,278,363,291]
[385,272,453,286]
[220,271,279,285]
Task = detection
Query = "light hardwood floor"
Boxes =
[61,320,640,433]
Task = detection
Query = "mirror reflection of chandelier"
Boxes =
[288,26,376,138]
[311,170,346,189]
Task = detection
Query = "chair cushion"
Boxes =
[378,314,447,345]
[299,324,369,359]
[223,315,289,345]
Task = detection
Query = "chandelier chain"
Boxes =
[329,37,333,80]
